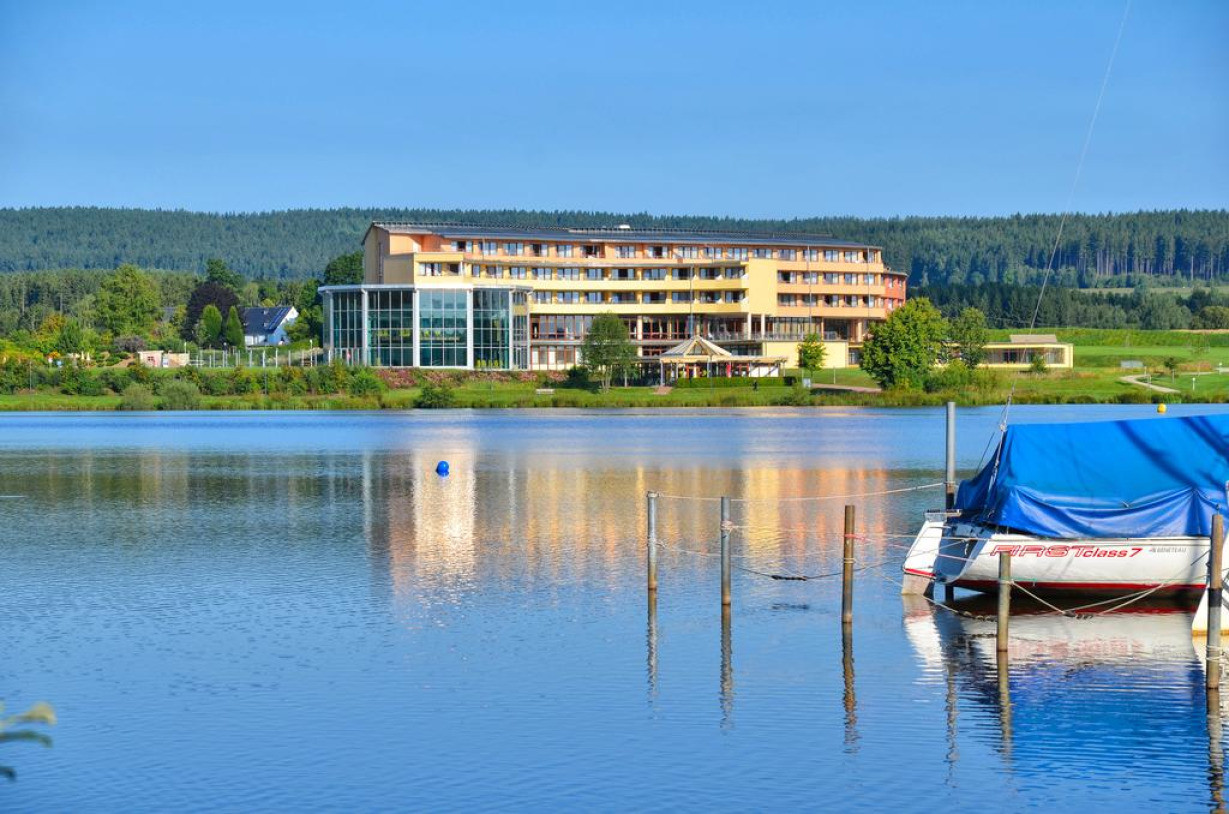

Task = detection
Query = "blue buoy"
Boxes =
[435,460,450,476]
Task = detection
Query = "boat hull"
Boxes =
[903,517,1208,597]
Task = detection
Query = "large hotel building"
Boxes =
[321,222,906,372]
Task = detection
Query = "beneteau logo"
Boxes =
[989,544,1142,558]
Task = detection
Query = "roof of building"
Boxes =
[660,336,735,359]
[1007,334,1061,344]
[242,306,296,335]
[366,221,879,250]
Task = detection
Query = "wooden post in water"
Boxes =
[945,401,957,510]
[1208,514,1224,690]
[997,552,1011,654]
[842,505,856,626]
[646,491,658,594]
[720,496,732,607]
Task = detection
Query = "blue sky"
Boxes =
[0,0,1224,217]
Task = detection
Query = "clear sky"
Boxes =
[0,0,1225,217]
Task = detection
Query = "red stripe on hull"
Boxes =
[954,579,1202,593]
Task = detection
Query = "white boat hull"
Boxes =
[902,515,1208,596]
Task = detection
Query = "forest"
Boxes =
[0,207,1227,287]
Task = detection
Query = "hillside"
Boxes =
[1,207,1227,286]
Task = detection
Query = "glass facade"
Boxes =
[418,289,468,367]
[368,289,414,366]
[323,285,529,370]
[473,288,509,369]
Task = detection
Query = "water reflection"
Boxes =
[842,626,858,751]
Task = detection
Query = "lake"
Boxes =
[1,405,1226,811]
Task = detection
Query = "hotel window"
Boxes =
[824,273,838,284]
[613,268,635,281]
[844,274,857,285]
[583,245,602,258]
[803,272,819,284]
[805,248,820,261]
[616,245,637,259]
[557,244,574,257]
[505,242,524,256]
[779,249,797,261]
[677,246,698,259]
[584,292,603,304]
[864,274,876,285]
[486,266,505,279]
[365,289,414,367]
[585,268,604,281]
[672,291,691,303]
[723,267,742,279]
[418,289,467,368]
[778,272,793,283]
[643,292,666,304]
[482,240,499,255]
[824,250,839,262]
[534,291,553,304]
[610,293,636,304]
[557,267,580,281]
[649,245,666,259]
[753,248,773,259]
[420,262,442,276]
[508,266,527,279]
[557,291,580,304]
[532,267,552,280]
[642,268,666,281]
[723,291,739,303]
[671,268,691,280]
[844,251,860,263]
[531,243,551,257]
[700,268,721,280]
[728,247,748,261]
[453,240,469,252]
[704,247,724,260]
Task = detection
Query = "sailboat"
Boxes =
[901,411,1229,599]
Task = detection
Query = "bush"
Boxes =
[1030,354,1049,374]
[118,383,157,411]
[348,368,386,397]
[198,371,232,396]
[228,367,257,395]
[773,386,813,406]
[416,381,457,408]
[923,360,973,393]
[77,374,105,397]
[100,367,132,394]
[158,379,202,410]
[674,376,786,389]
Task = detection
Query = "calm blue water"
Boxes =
[1,405,1226,812]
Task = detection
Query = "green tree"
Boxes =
[323,251,364,286]
[1190,333,1211,371]
[1163,356,1181,381]
[224,306,244,348]
[95,264,160,337]
[205,258,243,292]
[948,307,989,369]
[797,333,826,378]
[860,298,948,389]
[1193,306,1229,330]
[56,318,85,356]
[580,312,637,392]
[198,304,223,348]
[185,282,239,339]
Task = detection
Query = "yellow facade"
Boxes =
[349,222,907,371]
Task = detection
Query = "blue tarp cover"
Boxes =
[955,413,1229,539]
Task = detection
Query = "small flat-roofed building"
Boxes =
[982,334,1074,369]
[321,221,907,371]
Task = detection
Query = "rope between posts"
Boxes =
[650,482,945,504]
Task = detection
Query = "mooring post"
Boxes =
[720,496,732,607]
[945,401,957,510]
[646,491,658,594]
[997,552,1012,654]
[1208,513,1224,690]
[842,504,856,626]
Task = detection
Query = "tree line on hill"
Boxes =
[915,282,1229,332]
[0,207,1226,287]
[0,253,363,359]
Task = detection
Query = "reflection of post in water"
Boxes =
[996,648,1013,760]
[646,591,658,703]
[842,625,858,750]
[1210,687,1225,814]
[720,605,734,728]
[944,636,959,777]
